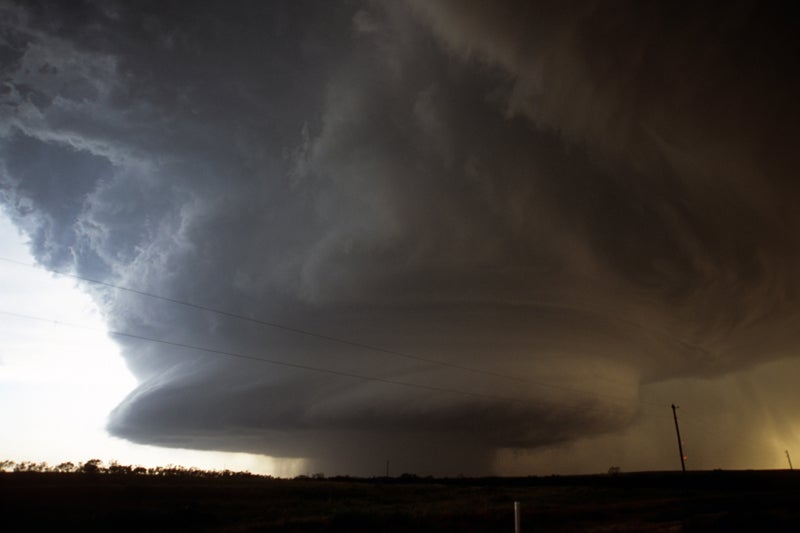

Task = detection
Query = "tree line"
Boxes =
[0,459,267,479]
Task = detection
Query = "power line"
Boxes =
[0,256,664,410]
[0,308,656,419]
[0,309,512,402]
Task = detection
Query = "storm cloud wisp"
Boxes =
[1,0,798,475]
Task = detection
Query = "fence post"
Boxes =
[514,501,520,533]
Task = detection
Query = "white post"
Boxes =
[514,501,520,533]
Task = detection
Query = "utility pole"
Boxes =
[672,404,686,473]
[786,450,793,470]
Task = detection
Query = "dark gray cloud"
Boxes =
[1,0,798,475]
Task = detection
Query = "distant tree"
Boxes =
[0,460,16,472]
[14,461,36,472]
[55,462,77,473]
[81,459,102,474]
[107,461,133,475]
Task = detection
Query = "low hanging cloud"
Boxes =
[1,0,798,475]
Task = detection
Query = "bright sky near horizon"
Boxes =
[0,212,295,476]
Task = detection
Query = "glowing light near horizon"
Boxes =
[0,213,292,475]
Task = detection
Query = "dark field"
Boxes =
[2,470,799,531]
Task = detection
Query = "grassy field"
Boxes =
[2,470,799,531]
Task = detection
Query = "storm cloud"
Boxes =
[1,0,798,475]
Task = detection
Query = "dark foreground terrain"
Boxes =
[2,470,799,531]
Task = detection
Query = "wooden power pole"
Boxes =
[786,450,793,470]
[672,404,686,473]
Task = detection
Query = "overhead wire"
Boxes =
[2,304,780,469]
[0,256,668,411]
[0,309,515,402]
[0,308,661,420]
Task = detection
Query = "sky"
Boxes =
[0,212,297,475]
[0,0,798,477]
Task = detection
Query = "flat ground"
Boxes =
[2,470,798,531]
